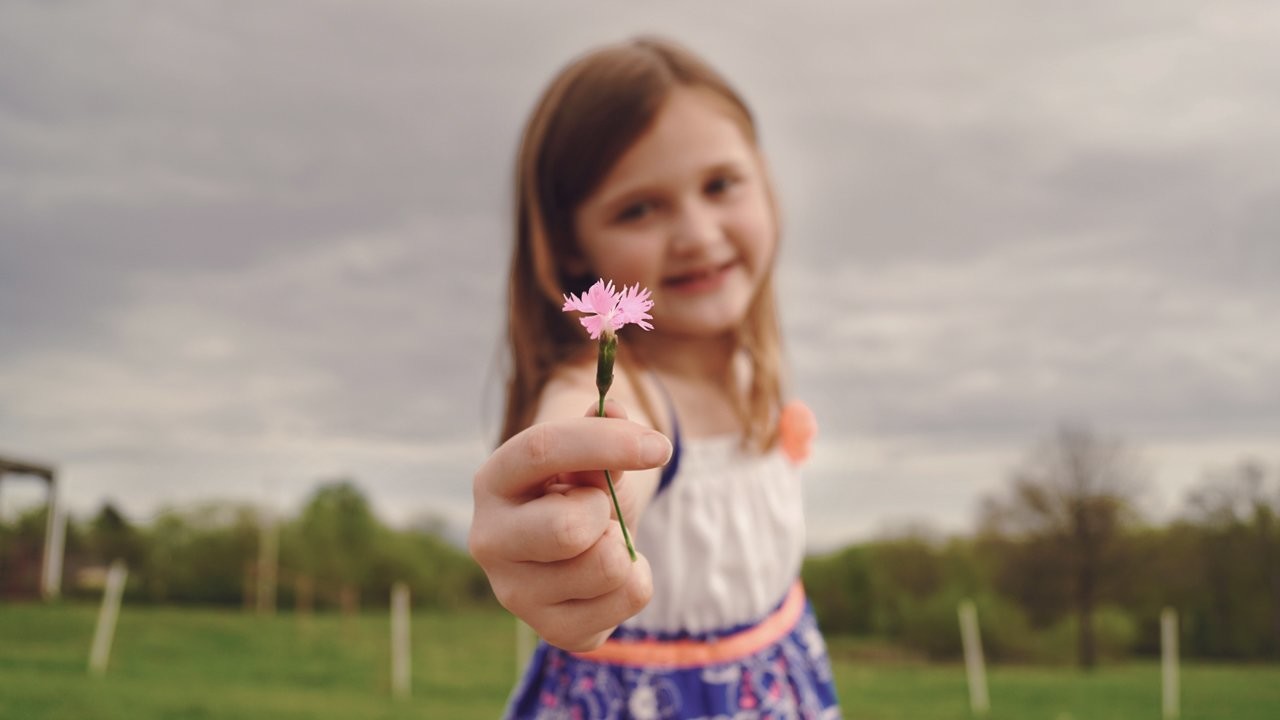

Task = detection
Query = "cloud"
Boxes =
[1,1,1276,548]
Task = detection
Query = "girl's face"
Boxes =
[572,87,777,340]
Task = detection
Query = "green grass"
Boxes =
[0,602,512,720]
[836,662,1280,720]
[2,602,1279,719]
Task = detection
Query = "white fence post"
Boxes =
[88,559,128,676]
[42,503,67,599]
[958,599,990,717]
[391,582,411,699]
[1162,607,1180,720]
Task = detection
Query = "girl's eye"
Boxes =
[705,175,738,196]
[616,201,653,223]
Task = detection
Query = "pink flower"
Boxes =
[559,279,653,563]
[562,279,654,340]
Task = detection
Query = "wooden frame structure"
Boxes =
[0,454,63,599]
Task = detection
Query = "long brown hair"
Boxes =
[500,36,785,450]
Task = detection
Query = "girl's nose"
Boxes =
[670,200,721,252]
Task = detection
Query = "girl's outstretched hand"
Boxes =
[469,400,672,652]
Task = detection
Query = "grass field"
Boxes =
[2,602,1278,719]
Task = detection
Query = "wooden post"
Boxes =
[0,456,60,600]
[958,600,990,717]
[89,560,128,676]
[42,502,66,600]
[40,485,58,597]
[1162,607,1180,720]
[391,582,411,699]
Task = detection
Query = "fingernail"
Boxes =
[641,432,673,466]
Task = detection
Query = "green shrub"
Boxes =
[1033,605,1138,664]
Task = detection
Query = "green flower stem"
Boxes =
[600,398,637,563]
[595,331,636,562]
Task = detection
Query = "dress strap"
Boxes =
[649,373,681,495]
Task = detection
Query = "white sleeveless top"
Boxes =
[622,434,807,636]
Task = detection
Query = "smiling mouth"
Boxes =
[662,259,739,290]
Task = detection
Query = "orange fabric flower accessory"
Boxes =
[778,400,818,465]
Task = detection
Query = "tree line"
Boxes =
[803,425,1280,666]
[0,479,494,611]
[3,428,1277,667]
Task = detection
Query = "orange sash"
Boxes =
[572,583,806,668]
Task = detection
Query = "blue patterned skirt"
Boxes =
[505,584,841,719]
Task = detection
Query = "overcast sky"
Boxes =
[2,0,1277,550]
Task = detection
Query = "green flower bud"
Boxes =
[596,329,617,403]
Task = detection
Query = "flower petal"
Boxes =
[580,315,605,340]
[585,279,618,316]
[561,278,654,338]
[562,292,591,313]
[617,284,654,330]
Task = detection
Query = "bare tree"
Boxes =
[981,423,1143,668]
[1185,459,1280,658]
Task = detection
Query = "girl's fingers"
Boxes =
[477,485,613,564]
[527,552,654,652]
[479,416,671,500]
[500,521,636,603]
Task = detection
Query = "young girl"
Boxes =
[470,36,841,719]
